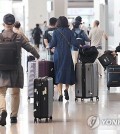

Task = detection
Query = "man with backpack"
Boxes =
[32,24,42,51]
[0,14,40,126]
[72,17,90,65]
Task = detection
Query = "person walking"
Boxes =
[72,19,90,65]
[88,20,108,76]
[50,16,79,102]
[0,14,40,126]
[13,21,29,41]
[43,17,57,61]
[32,24,42,51]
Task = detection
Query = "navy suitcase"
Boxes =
[107,65,120,90]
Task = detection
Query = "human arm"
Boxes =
[43,31,49,48]
[103,32,108,40]
[20,35,40,59]
[49,30,57,49]
[82,30,90,42]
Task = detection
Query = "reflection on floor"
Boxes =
[1,47,120,134]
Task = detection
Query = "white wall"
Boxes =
[26,0,48,30]
[114,0,120,47]
[49,0,68,18]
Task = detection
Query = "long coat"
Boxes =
[50,28,79,85]
[0,30,40,88]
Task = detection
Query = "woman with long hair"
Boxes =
[50,16,79,101]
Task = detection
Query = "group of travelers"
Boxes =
[0,13,107,126]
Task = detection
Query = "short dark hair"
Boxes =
[3,14,15,25]
[36,24,39,27]
[49,17,57,26]
[75,16,82,23]
[94,20,99,26]
[14,21,21,28]
[73,21,80,28]
[56,16,69,28]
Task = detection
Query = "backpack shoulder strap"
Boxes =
[79,30,84,36]
[11,33,18,41]
[0,33,4,41]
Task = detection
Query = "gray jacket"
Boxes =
[0,29,40,88]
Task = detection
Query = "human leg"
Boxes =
[64,84,69,100]
[10,88,20,123]
[57,83,63,101]
[0,87,7,126]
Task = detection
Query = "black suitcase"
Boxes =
[107,65,120,90]
[34,77,53,123]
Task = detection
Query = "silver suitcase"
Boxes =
[28,61,37,98]
[75,62,99,101]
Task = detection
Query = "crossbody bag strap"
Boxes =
[57,29,71,46]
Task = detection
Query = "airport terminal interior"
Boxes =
[1,0,120,134]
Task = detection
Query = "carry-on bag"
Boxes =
[98,51,117,69]
[75,62,99,101]
[34,77,53,123]
[79,45,98,63]
[107,65,120,90]
[38,60,55,83]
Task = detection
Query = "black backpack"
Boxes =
[0,33,19,70]
[74,30,85,46]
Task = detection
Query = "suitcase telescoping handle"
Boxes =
[36,59,39,78]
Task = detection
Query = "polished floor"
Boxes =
[1,47,120,134]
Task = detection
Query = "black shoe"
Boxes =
[0,110,7,126]
[64,89,69,100]
[58,95,63,102]
[10,117,17,124]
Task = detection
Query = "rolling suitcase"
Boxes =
[28,61,36,98]
[75,62,99,101]
[107,65,120,90]
[34,77,53,123]
[38,60,55,83]
[27,55,35,72]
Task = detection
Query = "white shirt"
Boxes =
[89,27,104,47]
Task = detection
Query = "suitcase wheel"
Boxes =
[45,118,48,123]
[39,118,41,123]
[90,98,93,102]
[49,116,52,121]
[34,118,37,123]
[81,98,84,101]
[96,97,99,101]
[75,98,78,101]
